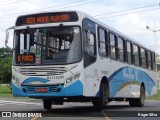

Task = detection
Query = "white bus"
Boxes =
[5,10,157,110]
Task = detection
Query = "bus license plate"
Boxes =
[36,88,48,92]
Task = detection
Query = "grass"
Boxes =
[146,90,160,101]
[0,86,11,93]
[0,85,12,97]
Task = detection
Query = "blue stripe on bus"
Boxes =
[23,77,50,84]
[12,79,83,97]
[97,66,156,97]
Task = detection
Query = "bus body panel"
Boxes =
[12,62,85,98]
[95,52,156,98]
[11,10,157,103]
[12,79,83,97]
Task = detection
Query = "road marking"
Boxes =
[31,117,38,120]
[0,100,41,105]
[101,110,110,120]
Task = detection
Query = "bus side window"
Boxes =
[147,51,152,70]
[126,41,132,64]
[98,28,107,57]
[109,33,117,60]
[141,48,147,68]
[117,37,125,62]
[151,52,156,70]
[88,33,96,56]
[145,49,148,68]
[133,44,140,66]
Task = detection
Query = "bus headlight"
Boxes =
[74,73,80,79]
[64,73,81,87]
[66,76,73,84]
[12,75,20,86]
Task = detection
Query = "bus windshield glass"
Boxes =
[14,26,82,65]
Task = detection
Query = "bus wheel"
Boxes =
[136,86,145,107]
[129,86,145,107]
[43,99,52,110]
[92,82,108,110]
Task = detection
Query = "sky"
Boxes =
[0,0,160,54]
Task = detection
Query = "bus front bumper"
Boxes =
[12,80,83,97]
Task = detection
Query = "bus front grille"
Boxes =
[18,67,67,76]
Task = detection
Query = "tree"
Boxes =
[0,47,12,85]
[0,47,12,60]
[0,57,12,84]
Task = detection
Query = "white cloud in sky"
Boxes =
[0,0,160,53]
[112,13,148,40]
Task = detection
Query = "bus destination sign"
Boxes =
[16,12,78,26]
[17,54,35,63]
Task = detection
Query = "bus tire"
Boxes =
[136,86,145,107]
[92,82,108,110]
[129,85,145,107]
[43,99,52,110]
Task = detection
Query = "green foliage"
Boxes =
[147,90,160,101]
[0,47,12,84]
[0,47,12,58]
[0,57,12,84]
[0,86,12,97]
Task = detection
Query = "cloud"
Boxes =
[114,13,146,34]
[0,0,160,53]
[111,13,155,46]
[0,31,6,47]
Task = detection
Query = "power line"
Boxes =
[0,0,86,18]
[94,3,158,17]
[0,1,159,24]
[0,0,99,19]
[0,0,28,6]
[58,0,103,10]
[0,1,158,20]
[97,7,160,19]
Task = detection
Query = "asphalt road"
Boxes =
[0,97,160,120]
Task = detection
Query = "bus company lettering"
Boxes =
[123,71,134,79]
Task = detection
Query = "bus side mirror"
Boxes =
[5,26,14,50]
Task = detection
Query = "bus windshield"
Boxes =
[14,26,82,65]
